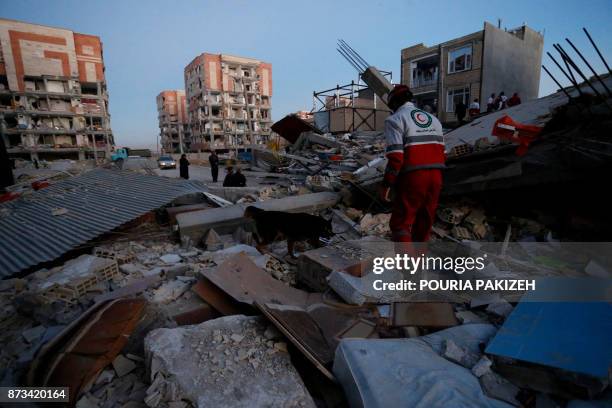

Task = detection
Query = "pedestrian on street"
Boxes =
[380,85,445,242]
[209,150,219,182]
[455,101,467,126]
[487,93,496,112]
[469,98,480,118]
[179,154,190,179]
[498,91,508,110]
[507,92,521,107]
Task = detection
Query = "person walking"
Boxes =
[179,154,190,179]
[380,85,445,242]
[209,150,219,182]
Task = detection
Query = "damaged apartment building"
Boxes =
[184,53,272,150]
[401,22,543,124]
[156,90,189,154]
[0,18,113,161]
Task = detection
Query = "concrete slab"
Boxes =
[296,236,390,291]
[177,192,341,242]
[144,315,315,408]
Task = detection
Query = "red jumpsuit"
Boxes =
[384,102,446,242]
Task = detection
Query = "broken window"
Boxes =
[446,87,470,113]
[448,45,472,74]
[0,93,11,107]
[81,83,98,95]
[410,56,439,88]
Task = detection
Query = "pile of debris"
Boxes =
[1,73,612,408]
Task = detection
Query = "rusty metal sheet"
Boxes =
[202,253,322,307]
[257,302,374,382]
[192,277,249,316]
[390,302,458,328]
[271,114,321,144]
[28,298,146,406]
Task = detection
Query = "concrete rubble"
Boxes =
[144,315,315,408]
[1,68,611,408]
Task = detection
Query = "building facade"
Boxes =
[184,53,272,150]
[156,90,189,153]
[0,18,113,161]
[401,22,543,124]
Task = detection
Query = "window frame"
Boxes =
[447,44,473,74]
[446,87,470,113]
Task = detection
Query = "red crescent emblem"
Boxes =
[416,113,425,122]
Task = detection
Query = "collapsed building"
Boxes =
[0,18,114,161]
[156,90,189,154]
[184,53,273,151]
[1,22,611,408]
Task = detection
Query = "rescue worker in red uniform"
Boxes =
[380,85,446,242]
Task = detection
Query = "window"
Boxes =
[446,87,470,113]
[448,45,472,73]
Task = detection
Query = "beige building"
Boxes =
[156,90,189,153]
[401,22,543,124]
[0,18,113,161]
[184,53,272,151]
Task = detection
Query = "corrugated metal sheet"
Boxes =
[0,169,208,277]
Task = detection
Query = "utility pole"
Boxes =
[0,113,16,190]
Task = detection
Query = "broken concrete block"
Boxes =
[584,260,610,278]
[76,394,100,408]
[0,278,27,292]
[144,315,315,407]
[113,354,137,377]
[164,264,190,280]
[22,325,46,344]
[456,310,486,324]
[94,368,115,385]
[442,339,481,369]
[202,228,223,251]
[298,237,389,291]
[151,280,191,304]
[119,263,143,275]
[486,300,514,317]
[471,356,493,378]
[479,372,521,406]
[327,269,405,305]
[160,254,181,264]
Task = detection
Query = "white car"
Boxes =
[158,156,177,169]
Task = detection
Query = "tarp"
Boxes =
[333,324,511,408]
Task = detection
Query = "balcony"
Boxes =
[412,75,438,88]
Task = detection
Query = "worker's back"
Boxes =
[384,102,445,172]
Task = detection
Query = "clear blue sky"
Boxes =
[2,0,611,148]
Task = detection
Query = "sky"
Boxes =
[2,0,611,149]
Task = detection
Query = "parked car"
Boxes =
[157,156,176,169]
